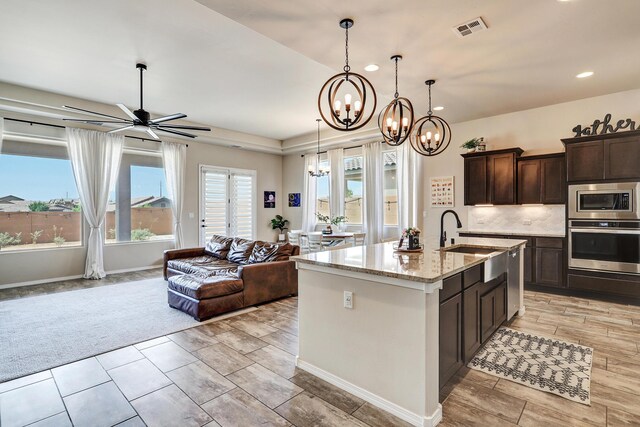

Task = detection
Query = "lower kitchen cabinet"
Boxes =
[480,281,507,343]
[439,293,463,386]
[535,247,565,287]
[463,281,482,364]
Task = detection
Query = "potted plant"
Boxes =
[401,227,421,250]
[270,215,289,241]
[460,137,485,152]
[315,213,333,234]
[331,215,348,232]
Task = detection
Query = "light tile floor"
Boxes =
[1,273,639,426]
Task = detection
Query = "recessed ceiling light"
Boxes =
[364,64,379,72]
[433,106,444,111]
[576,71,594,78]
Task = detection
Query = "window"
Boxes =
[315,159,330,220]
[383,150,398,226]
[200,166,256,243]
[0,140,82,251]
[344,155,363,224]
[107,153,173,243]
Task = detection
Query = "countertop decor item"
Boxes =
[401,226,421,250]
[409,80,452,157]
[378,55,414,146]
[460,137,484,152]
[63,63,210,139]
[317,18,377,132]
[308,119,330,177]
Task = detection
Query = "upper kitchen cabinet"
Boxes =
[517,153,566,204]
[563,130,640,183]
[463,148,523,206]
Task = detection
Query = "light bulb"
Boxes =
[392,121,398,131]
[420,134,426,143]
[386,117,393,128]
[354,100,361,112]
[334,100,341,116]
[435,133,440,141]
[344,93,352,106]
[426,131,432,140]
[402,117,409,128]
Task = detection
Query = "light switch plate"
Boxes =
[188,212,195,219]
[344,291,353,309]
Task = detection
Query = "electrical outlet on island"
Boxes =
[344,291,353,309]
[523,219,532,225]
[477,218,485,224]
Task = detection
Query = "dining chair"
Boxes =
[287,231,300,245]
[307,232,325,252]
[350,233,366,247]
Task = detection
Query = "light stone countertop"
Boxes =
[459,230,566,238]
[293,238,526,284]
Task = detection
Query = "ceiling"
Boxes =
[1,0,639,143]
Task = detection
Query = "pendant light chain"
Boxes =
[394,56,399,99]
[343,24,350,74]
[427,82,433,116]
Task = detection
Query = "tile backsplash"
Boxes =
[467,205,565,235]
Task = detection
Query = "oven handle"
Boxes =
[569,228,640,234]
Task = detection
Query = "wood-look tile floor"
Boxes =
[1,273,639,426]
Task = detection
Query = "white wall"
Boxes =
[282,154,305,231]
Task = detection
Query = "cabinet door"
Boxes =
[541,156,566,204]
[489,153,516,204]
[494,281,507,327]
[517,159,542,204]
[567,141,604,182]
[604,136,640,180]
[464,157,488,205]
[535,247,565,287]
[439,294,463,387]
[523,245,534,285]
[480,289,496,343]
[463,281,482,364]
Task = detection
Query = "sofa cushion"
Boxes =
[167,256,217,275]
[204,235,233,259]
[227,238,256,264]
[248,242,295,263]
[191,263,239,278]
[168,274,243,300]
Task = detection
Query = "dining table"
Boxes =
[300,231,354,247]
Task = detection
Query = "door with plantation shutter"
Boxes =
[200,165,256,245]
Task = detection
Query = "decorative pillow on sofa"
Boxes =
[248,242,295,264]
[227,237,257,264]
[204,235,233,259]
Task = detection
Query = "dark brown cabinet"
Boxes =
[479,281,507,343]
[517,154,566,204]
[463,281,481,363]
[439,293,463,386]
[463,148,523,206]
[563,131,640,183]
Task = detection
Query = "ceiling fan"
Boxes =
[63,63,211,139]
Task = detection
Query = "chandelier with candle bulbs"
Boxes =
[378,55,414,146]
[309,119,330,177]
[410,80,452,157]
[318,19,377,132]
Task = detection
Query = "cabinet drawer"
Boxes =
[535,237,564,249]
[463,264,483,289]
[440,273,463,302]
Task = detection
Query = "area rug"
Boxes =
[0,278,251,382]
[468,327,593,404]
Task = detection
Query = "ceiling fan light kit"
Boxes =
[378,55,415,146]
[63,62,211,139]
[317,18,377,132]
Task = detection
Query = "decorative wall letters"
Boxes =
[572,113,637,137]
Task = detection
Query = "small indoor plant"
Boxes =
[400,227,421,250]
[460,137,485,152]
[270,215,289,241]
[315,213,348,233]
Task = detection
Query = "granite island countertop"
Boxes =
[459,230,566,238]
[293,238,526,285]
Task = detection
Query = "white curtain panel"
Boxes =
[301,155,318,232]
[396,143,422,235]
[363,142,384,244]
[66,128,124,279]
[0,117,4,156]
[328,148,345,219]
[162,141,186,249]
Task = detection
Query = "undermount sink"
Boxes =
[441,245,497,255]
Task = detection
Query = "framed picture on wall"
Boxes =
[430,176,454,208]
[288,193,301,207]
[264,191,276,208]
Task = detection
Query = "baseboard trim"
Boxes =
[295,357,442,427]
[0,264,162,290]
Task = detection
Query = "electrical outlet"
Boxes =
[188,212,195,219]
[344,291,353,309]
[477,218,485,224]
[523,219,532,225]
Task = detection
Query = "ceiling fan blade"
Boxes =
[107,125,135,134]
[62,119,130,125]
[156,127,197,138]
[149,113,187,124]
[152,124,211,131]
[146,128,160,140]
[116,103,139,121]
[63,105,128,121]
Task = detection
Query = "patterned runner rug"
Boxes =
[468,327,593,405]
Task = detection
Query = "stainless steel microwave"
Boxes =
[569,182,639,220]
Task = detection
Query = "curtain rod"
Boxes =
[3,117,189,147]
[300,139,386,157]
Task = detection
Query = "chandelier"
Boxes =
[318,19,377,132]
[378,55,414,146]
[309,119,330,177]
[410,80,452,156]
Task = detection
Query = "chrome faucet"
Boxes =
[440,210,463,248]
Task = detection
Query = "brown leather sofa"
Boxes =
[163,235,299,320]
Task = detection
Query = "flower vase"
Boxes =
[408,235,420,250]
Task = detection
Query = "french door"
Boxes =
[199,165,256,245]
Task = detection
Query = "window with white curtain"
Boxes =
[200,165,256,243]
[383,150,398,226]
[315,158,330,220]
[344,152,363,224]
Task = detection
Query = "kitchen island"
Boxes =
[293,238,526,427]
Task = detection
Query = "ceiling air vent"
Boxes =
[453,17,488,38]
